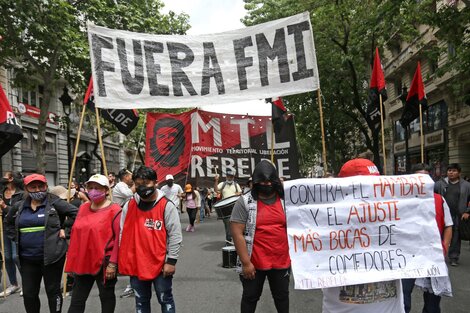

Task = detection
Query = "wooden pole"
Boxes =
[379,94,387,175]
[0,214,7,299]
[94,107,109,177]
[270,122,275,163]
[419,103,424,163]
[317,89,327,175]
[63,102,87,298]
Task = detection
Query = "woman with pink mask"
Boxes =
[65,174,122,313]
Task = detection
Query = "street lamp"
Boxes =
[59,86,73,172]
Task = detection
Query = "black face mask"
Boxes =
[167,181,174,187]
[0,178,8,185]
[255,184,274,196]
[136,185,156,199]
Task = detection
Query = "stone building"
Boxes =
[382,4,470,178]
[0,68,131,186]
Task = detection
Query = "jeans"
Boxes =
[187,208,197,226]
[20,256,65,313]
[67,270,117,313]
[402,278,441,313]
[3,232,19,285]
[130,274,175,313]
[449,215,461,262]
[239,269,290,313]
[222,218,232,242]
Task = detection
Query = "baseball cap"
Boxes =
[49,185,76,200]
[24,174,47,186]
[185,183,192,192]
[166,174,174,181]
[85,174,110,187]
[338,158,380,178]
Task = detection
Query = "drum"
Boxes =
[213,195,239,220]
[222,246,237,268]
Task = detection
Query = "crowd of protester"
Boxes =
[0,156,469,313]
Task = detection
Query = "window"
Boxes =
[21,129,32,150]
[20,87,41,108]
[394,120,406,141]
[425,101,447,132]
[394,79,402,98]
[409,118,421,133]
[448,43,456,58]
[32,133,56,153]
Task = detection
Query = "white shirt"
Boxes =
[161,183,183,209]
[322,280,404,313]
[113,181,134,206]
[217,181,241,199]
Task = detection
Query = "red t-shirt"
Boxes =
[251,196,291,270]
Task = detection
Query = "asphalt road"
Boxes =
[1,211,469,312]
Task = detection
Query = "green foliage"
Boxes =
[0,0,190,173]
[242,0,425,173]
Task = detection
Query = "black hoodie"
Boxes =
[251,160,284,200]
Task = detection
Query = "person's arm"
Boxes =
[119,201,130,244]
[214,175,220,194]
[195,190,201,209]
[231,222,255,279]
[235,183,242,196]
[106,209,122,280]
[163,200,182,277]
[442,198,453,255]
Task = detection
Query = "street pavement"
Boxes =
[1,211,470,313]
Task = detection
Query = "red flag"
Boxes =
[268,97,290,135]
[400,62,428,127]
[84,77,140,135]
[367,47,387,129]
[0,84,23,157]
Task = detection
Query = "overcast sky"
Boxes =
[161,0,270,116]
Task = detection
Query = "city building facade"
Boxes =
[382,8,470,178]
[0,68,132,186]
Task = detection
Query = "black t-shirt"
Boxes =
[444,181,460,215]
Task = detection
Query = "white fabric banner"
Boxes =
[284,174,448,290]
[87,12,319,109]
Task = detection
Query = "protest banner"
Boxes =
[284,174,447,290]
[145,109,300,186]
[87,12,319,109]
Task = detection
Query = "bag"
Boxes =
[459,218,470,241]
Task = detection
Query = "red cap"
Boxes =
[338,158,380,178]
[24,174,47,185]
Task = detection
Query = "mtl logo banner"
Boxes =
[144,218,163,231]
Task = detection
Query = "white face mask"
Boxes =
[226,179,234,184]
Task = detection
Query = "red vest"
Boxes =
[251,196,291,270]
[119,197,168,280]
[65,202,121,275]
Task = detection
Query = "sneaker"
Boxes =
[20,290,23,297]
[190,225,195,232]
[450,260,459,267]
[185,225,191,232]
[0,285,21,297]
[120,286,135,298]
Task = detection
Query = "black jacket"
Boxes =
[1,190,25,240]
[6,193,78,265]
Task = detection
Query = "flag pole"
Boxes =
[94,107,110,178]
[317,89,327,175]
[270,123,275,163]
[419,104,424,163]
[0,214,7,299]
[379,94,387,174]
[63,102,87,298]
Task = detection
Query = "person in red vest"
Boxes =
[118,166,182,313]
[402,163,453,313]
[65,174,122,313]
[231,160,291,313]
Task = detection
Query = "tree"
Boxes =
[242,0,420,173]
[0,0,190,173]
